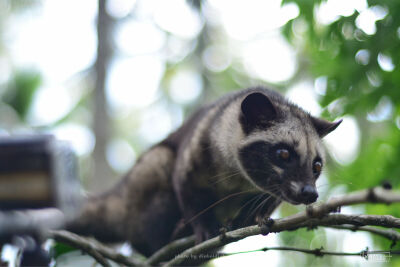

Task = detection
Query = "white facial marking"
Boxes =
[272,165,283,175]
[290,181,301,193]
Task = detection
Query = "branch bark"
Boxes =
[163,213,400,266]
[51,187,400,266]
[145,224,400,265]
[145,236,195,266]
[164,186,400,266]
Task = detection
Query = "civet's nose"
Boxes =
[299,185,318,204]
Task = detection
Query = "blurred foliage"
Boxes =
[4,70,41,119]
[283,0,400,116]
[52,242,78,259]
[281,0,400,265]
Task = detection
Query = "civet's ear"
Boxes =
[311,117,343,138]
[241,93,277,127]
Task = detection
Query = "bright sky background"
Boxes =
[1,0,388,265]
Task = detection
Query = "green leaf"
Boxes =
[52,242,78,259]
[4,69,42,119]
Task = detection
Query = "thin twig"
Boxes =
[326,225,400,242]
[212,246,400,260]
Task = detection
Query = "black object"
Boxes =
[0,135,82,266]
[14,235,51,267]
[0,135,80,211]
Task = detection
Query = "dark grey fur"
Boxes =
[67,87,341,257]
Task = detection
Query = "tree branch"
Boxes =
[142,225,400,265]
[164,186,400,266]
[145,236,195,266]
[91,0,116,192]
[51,187,400,266]
[49,230,143,266]
[163,213,400,266]
[305,187,400,217]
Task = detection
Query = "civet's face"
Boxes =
[238,92,342,205]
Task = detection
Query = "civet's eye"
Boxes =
[313,160,322,175]
[276,149,290,160]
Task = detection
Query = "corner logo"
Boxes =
[361,250,392,263]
